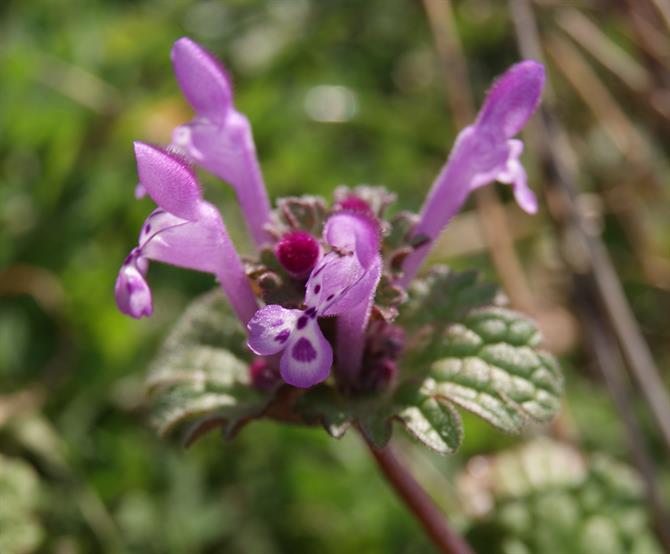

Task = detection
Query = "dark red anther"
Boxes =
[275,230,320,276]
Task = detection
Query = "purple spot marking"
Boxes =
[326,294,335,301]
[123,254,133,266]
[292,337,317,363]
[125,277,140,294]
[314,285,321,294]
[305,307,317,318]
[144,223,151,234]
[296,316,308,330]
[270,319,284,328]
[274,329,290,344]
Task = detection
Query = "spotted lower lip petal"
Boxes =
[279,318,333,389]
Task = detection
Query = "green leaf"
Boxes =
[296,386,394,448]
[358,409,394,448]
[396,392,463,455]
[146,290,269,444]
[401,266,497,333]
[460,440,662,554]
[425,307,563,433]
[296,386,353,439]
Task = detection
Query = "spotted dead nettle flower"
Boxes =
[116,37,545,391]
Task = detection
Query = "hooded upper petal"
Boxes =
[324,211,380,268]
[171,37,233,123]
[475,60,545,139]
[133,142,202,221]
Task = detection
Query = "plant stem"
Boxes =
[361,434,474,554]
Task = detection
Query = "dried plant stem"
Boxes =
[421,0,536,314]
[510,0,670,459]
[575,282,670,552]
[362,434,474,554]
[509,0,670,549]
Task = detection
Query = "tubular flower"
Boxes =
[118,37,545,393]
[115,142,257,324]
[247,211,381,388]
[169,37,272,247]
[399,61,545,285]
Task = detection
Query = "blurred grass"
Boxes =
[1,0,670,552]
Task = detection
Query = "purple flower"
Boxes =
[169,37,272,247]
[118,37,545,391]
[399,61,545,285]
[247,211,381,388]
[115,142,257,324]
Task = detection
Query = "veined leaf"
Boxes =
[146,290,269,444]
[425,306,563,433]
[397,393,463,455]
[401,266,497,333]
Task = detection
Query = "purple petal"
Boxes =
[114,259,152,318]
[476,60,545,139]
[171,116,272,247]
[399,63,545,287]
[133,142,202,221]
[171,37,233,123]
[279,318,332,388]
[336,255,382,381]
[134,183,147,199]
[136,202,258,324]
[495,140,538,214]
[305,253,366,315]
[324,211,380,268]
[247,305,301,356]
[139,205,222,273]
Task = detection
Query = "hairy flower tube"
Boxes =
[115,142,257,324]
[117,37,545,392]
[168,37,272,247]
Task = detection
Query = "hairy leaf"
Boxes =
[401,266,497,333]
[297,386,395,447]
[146,290,269,444]
[397,392,463,455]
[425,306,563,433]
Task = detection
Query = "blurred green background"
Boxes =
[2,0,670,552]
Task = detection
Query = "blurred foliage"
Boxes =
[459,439,662,554]
[1,0,670,552]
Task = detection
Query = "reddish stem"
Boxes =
[362,435,474,554]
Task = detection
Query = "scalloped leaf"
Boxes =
[424,306,563,433]
[396,392,463,455]
[401,266,497,333]
[146,290,269,444]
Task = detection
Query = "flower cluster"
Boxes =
[116,37,545,392]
